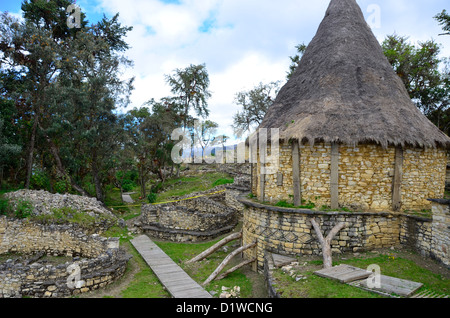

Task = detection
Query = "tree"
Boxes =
[0,0,88,191]
[165,64,212,130]
[310,219,346,269]
[193,119,219,160]
[286,43,307,80]
[435,10,450,35]
[0,117,21,189]
[232,81,281,135]
[0,2,134,199]
[381,35,449,118]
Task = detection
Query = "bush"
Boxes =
[151,182,163,194]
[121,179,136,192]
[212,178,234,187]
[30,170,50,191]
[14,199,33,219]
[147,192,157,204]
[54,177,72,194]
[0,198,10,216]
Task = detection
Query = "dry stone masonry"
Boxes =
[0,217,130,298]
[138,186,240,242]
[239,196,450,271]
[253,142,448,212]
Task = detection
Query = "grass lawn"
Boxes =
[271,248,449,298]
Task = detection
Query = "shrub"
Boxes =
[121,179,136,192]
[0,198,10,216]
[212,178,234,187]
[151,182,163,194]
[54,177,72,194]
[30,170,50,191]
[147,192,157,204]
[14,199,33,219]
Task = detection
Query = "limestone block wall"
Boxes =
[338,144,394,211]
[240,198,401,270]
[402,148,447,211]
[429,200,450,267]
[0,217,129,298]
[240,196,450,270]
[252,142,448,212]
[139,190,238,242]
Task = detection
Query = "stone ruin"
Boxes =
[0,190,130,298]
[136,163,252,243]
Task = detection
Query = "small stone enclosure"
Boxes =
[0,217,130,298]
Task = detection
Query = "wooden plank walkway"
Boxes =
[131,235,212,298]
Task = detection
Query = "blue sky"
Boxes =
[1,0,449,142]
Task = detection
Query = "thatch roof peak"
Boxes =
[259,0,450,149]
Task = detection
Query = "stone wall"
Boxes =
[252,142,448,212]
[0,217,130,298]
[402,148,447,211]
[139,188,238,242]
[240,197,401,270]
[428,199,450,267]
[240,196,450,271]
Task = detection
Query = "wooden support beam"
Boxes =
[310,218,346,269]
[186,232,243,264]
[259,171,265,202]
[392,146,403,211]
[215,258,257,281]
[292,140,301,206]
[203,241,257,286]
[330,143,339,210]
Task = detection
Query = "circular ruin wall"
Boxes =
[138,187,242,242]
[238,196,446,271]
[0,216,130,298]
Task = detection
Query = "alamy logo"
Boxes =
[171,126,280,175]
[367,4,381,29]
[66,4,81,29]
[67,264,85,289]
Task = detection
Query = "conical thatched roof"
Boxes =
[259,0,450,149]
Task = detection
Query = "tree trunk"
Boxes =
[310,218,346,269]
[91,153,104,202]
[25,114,39,189]
[39,122,88,196]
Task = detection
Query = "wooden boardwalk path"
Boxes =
[130,235,212,298]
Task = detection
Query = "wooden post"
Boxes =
[292,140,301,206]
[392,146,403,211]
[310,218,346,269]
[259,171,265,202]
[330,143,339,210]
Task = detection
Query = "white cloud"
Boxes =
[97,0,450,142]
[6,0,449,141]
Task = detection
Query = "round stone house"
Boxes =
[250,0,450,214]
[241,0,450,271]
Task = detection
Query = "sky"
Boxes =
[1,0,449,144]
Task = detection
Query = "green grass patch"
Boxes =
[154,172,233,203]
[272,250,449,298]
[275,200,316,210]
[154,237,254,298]
[119,242,170,298]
